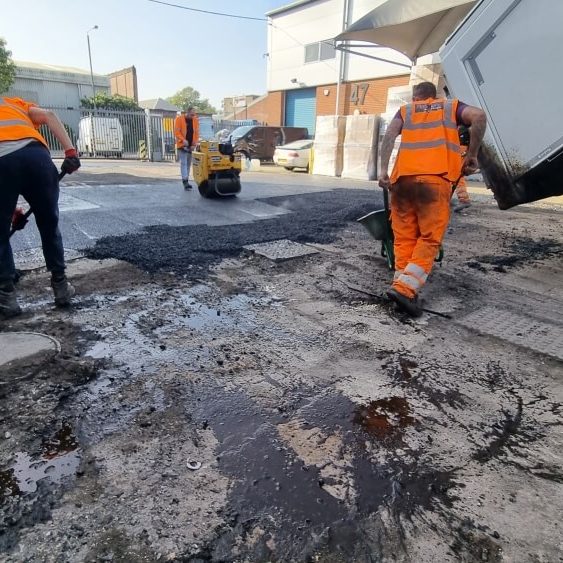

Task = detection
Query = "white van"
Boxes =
[77,116,124,158]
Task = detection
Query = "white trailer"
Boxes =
[440,0,563,208]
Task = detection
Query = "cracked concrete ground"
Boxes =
[0,170,562,562]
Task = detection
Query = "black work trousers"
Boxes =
[0,142,65,287]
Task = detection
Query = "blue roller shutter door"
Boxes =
[285,88,316,137]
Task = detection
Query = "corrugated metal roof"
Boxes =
[15,60,106,78]
[266,0,319,17]
[139,98,180,112]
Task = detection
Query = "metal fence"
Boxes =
[42,108,264,161]
[42,106,177,162]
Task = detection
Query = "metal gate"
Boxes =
[41,106,177,161]
[285,88,317,136]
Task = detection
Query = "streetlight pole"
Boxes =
[87,25,98,158]
[87,26,98,107]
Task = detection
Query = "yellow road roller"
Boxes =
[192,141,242,198]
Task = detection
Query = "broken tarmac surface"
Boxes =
[1,166,562,562]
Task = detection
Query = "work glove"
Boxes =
[11,207,28,232]
[61,149,81,174]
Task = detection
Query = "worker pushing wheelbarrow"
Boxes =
[358,82,487,317]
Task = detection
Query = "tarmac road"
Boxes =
[10,161,380,263]
[2,160,562,562]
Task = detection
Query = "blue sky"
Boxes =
[2,0,286,108]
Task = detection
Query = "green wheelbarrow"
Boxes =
[357,187,444,270]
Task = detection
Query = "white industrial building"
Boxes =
[6,61,110,109]
[244,0,414,134]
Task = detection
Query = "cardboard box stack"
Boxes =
[341,114,380,180]
[312,115,346,177]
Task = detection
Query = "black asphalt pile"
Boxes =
[85,188,380,277]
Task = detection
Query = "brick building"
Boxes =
[243,0,413,135]
[108,66,139,102]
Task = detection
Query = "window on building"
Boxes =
[304,40,336,63]
[304,43,320,63]
[320,41,336,61]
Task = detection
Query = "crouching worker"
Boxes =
[378,82,486,317]
[0,97,81,317]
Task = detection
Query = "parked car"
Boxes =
[230,125,308,162]
[273,139,313,171]
[77,116,124,158]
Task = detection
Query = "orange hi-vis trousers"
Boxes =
[390,175,452,299]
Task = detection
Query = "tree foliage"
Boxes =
[81,92,141,111]
[0,37,16,94]
[166,86,216,114]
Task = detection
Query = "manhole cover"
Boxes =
[457,307,563,361]
[243,239,320,262]
[0,332,61,368]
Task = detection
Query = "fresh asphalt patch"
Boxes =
[85,189,381,277]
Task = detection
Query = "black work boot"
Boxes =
[0,285,22,318]
[182,179,192,190]
[386,289,423,318]
[51,274,75,307]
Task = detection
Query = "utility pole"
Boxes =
[87,25,99,158]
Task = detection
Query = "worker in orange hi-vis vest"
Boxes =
[0,97,81,318]
[378,82,487,317]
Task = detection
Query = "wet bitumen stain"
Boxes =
[475,236,562,269]
[84,189,379,278]
[0,423,80,502]
[352,397,415,441]
[473,396,524,463]
[186,386,463,561]
[386,355,467,413]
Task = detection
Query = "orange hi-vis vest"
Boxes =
[0,97,48,147]
[391,98,462,183]
[174,114,200,149]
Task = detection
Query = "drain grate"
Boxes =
[457,306,563,361]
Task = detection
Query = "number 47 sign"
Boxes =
[350,83,369,105]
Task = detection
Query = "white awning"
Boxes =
[335,0,478,62]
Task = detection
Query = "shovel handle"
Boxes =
[8,169,66,238]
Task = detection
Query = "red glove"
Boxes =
[62,148,81,174]
[11,207,28,231]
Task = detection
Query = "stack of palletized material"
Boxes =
[341,114,380,180]
[312,115,346,177]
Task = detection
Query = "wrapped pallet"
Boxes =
[312,115,346,177]
[341,114,380,180]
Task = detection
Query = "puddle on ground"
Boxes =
[353,397,415,440]
[0,423,80,501]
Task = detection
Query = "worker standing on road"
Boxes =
[378,82,486,317]
[0,97,80,318]
[174,107,200,190]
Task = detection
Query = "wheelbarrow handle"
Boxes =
[382,185,390,213]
